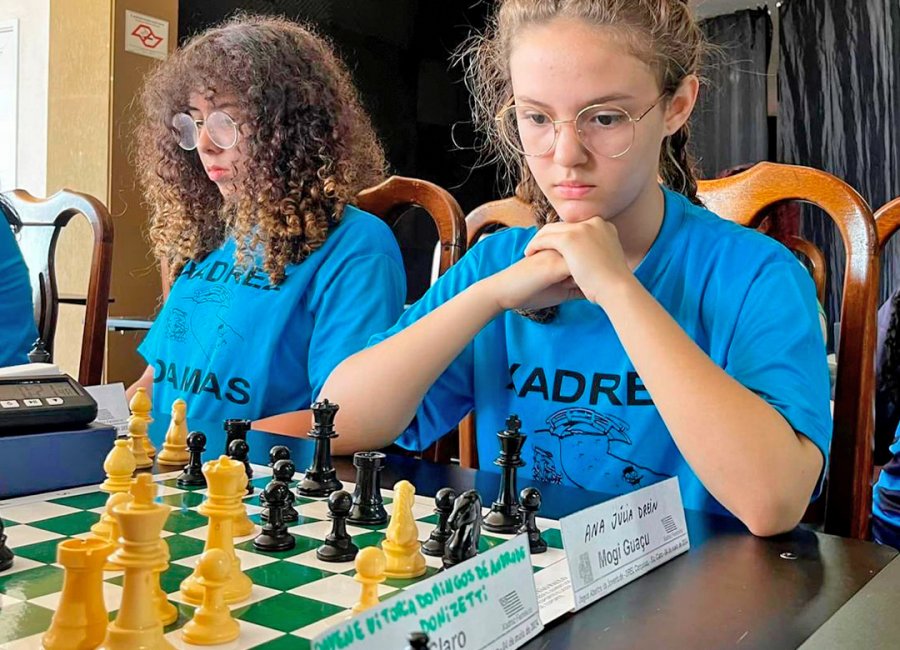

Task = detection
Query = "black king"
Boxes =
[482,414,527,533]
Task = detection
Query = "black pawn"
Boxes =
[316,490,358,562]
[0,515,14,572]
[262,459,298,523]
[297,400,343,497]
[422,487,457,557]
[27,338,51,363]
[223,418,251,455]
[483,415,526,533]
[253,482,295,552]
[176,432,207,488]
[517,487,547,554]
[347,451,387,526]
[228,439,253,496]
[260,446,292,507]
[407,632,430,650]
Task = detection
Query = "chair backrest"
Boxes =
[465,196,534,248]
[356,175,468,464]
[357,176,467,278]
[875,197,900,250]
[698,161,879,540]
[1,189,114,386]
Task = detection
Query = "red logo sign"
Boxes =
[131,23,164,49]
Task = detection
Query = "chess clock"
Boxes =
[0,375,98,433]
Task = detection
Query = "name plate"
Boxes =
[559,477,689,610]
[313,535,543,650]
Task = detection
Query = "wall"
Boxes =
[0,0,50,195]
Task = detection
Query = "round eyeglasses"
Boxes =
[495,94,666,159]
[171,111,239,151]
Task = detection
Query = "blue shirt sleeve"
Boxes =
[308,250,406,404]
[0,222,37,368]
[721,258,833,494]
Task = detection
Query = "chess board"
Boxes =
[0,464,566,650]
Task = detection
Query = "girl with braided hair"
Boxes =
[127,15,405,429]
[323,0,830,536]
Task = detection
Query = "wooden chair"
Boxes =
[356,175,468,463]
[874,197,900,248]
[698,162,879,540]
[1,189,114,386]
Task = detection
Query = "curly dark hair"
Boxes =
[136,14,386,285]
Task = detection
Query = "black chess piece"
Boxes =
[316,490,359,562]
[260,446,292,507]
[422,487,457,557]
[0,515,14,572]
[297,400,343,497]
[347,451,387,525]
[483,415,526,533]
[253,482,295,552]
[227,439,254,495]
[261,459,298,523]
[517,487,547,554]
[176,432,207,488]
[443,489,482,570]
[27,338,51,364]
[406,632,430,650]
[223,418,251,456]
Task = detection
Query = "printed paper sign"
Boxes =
[124,10,168,60]
[313,535,543,650]
[559,477,689,610]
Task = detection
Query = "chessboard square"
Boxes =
[160,562,196,594]
[284,548,355,575]
[479,535,508,553]
[423,553,444,570]
[164,509,207,533]
[235,534,317,559]
[49,490,110,510]
[165,535,207,562]
[236,592,344,633]
[156,484,188,498]
[245,560,330,591]
[529,546,567,568]
[384,500,433,520]
[0,592,22,608]
[289,573,396,609]
[167,583,281,612]
[292,610,352,641]
[0,601,54,644]
[3,525,63,549]
[1,501,79,524]
[11,538,64,565]
[0,556,43,580]
[350,531,385,549]
[383,564,440,590]
[255,635,310,650]
[182,524,258,545]
[158,491,206,509]
[163,602,197,634]
[536,516,561,531]
[0,564,64,600]
[292,519,367,541]
[295,500,331,520]
[30,510,101,536]
[542,528,563,549]
[159,477,205,492]
[250,463,272,476]
[31,580,124,612]
[164,618,284,650]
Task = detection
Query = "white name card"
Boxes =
[313,535,543,650]
[559,477,689,611]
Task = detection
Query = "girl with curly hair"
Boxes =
[322,0,831,536]
[127,15,405,432]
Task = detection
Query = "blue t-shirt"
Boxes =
[0,220,37,368]
[372,187,832,516]
[873,426,900,548]
[139,205,405,422]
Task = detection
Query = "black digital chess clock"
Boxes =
[0,375,98,434]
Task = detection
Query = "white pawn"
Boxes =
[157,399,189,466]
[128,417,153,469]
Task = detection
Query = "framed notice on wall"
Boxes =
[0,19,18,191]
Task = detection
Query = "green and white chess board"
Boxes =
[0,465,566,649]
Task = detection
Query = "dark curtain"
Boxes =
[691,9,771,179]
[779,0,900,316]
